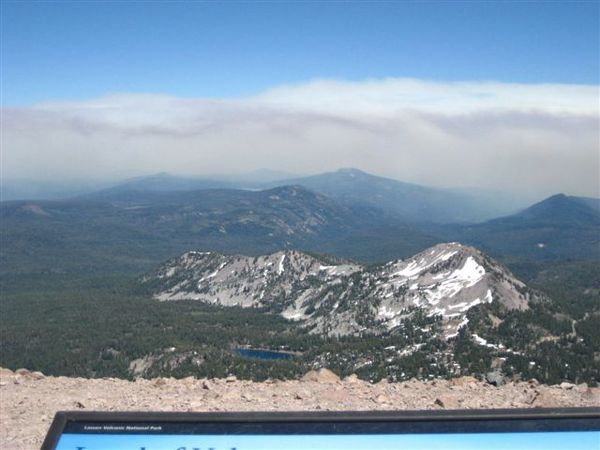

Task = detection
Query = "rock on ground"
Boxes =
[1,368,598,450]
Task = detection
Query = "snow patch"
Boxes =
[202,261,228,280]
[450,257,485,288]
[377,305,399,319]
[278,254,286,275]
[439,251,458,262]
[472,333,499,349]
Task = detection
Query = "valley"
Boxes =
[1,169,598,387]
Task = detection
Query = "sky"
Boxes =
[1,1,599,198]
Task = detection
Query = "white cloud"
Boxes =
[2,78,598,198]
[254,78,599,116]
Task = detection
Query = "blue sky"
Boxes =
[2,1,599,105]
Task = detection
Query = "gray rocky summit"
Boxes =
[146,242,531,338]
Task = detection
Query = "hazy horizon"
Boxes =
[3,78,599,200]
[2,3,599,199]
[2,165,592,208]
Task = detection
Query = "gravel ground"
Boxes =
[1,367,598,449]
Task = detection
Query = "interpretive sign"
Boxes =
[41,408,600,450]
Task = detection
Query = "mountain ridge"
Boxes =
[453,193,600,262]
[146,242,531,339]
[263,168,528,223]
[509,193,600,224]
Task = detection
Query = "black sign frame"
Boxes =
[41,407,600,450]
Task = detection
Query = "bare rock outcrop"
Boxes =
[1,368,597,450]
[301,368,341,383]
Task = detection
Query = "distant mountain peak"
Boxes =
[546,193,568,200]
[274,168,525,223]
[515,193,600,223]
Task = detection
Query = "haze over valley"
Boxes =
[1,166,599,386]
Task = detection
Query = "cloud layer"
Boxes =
[2,78,599,198]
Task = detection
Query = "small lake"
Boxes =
[234,348,294,360]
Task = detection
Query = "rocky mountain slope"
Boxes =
[146,242,531,338]
[2,368,597,450]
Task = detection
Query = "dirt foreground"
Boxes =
[1,367,598,449]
